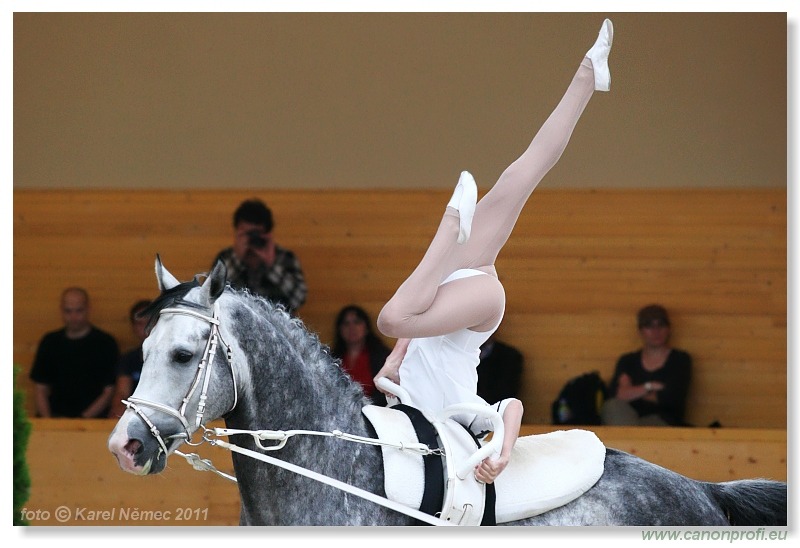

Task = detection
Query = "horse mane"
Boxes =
[232,289,337,368]
[140,273,318,359]
[140,274,365,411]
[226,288,368,410]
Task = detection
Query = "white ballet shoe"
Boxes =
[446,171,477,244]
[585,18,613,92]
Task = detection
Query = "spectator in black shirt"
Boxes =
[601,304,692,426]
[30,287,119,418]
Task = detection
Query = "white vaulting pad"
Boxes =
[493,429,605,523]
[362,405,425,509]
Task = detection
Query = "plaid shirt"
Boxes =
[213,246,307,313]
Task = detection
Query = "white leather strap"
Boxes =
[211,438,454,526]
[435,403,505,480]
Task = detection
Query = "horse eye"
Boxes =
[172,350,194,364]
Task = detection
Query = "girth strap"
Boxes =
[394,404,445,523]
[459,423,496,526]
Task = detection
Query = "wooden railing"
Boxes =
[21,419,786,526]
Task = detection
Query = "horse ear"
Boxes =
[202,260,227,303]
[155,254,181,292]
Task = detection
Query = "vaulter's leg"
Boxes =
[377,172,506,338]
[377,19,613,341]
[455,18,613,270]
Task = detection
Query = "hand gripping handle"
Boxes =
[435,403,505,480]
[375,379,505,480]
[374,377,416,407]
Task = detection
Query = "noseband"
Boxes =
[122,304,238,458]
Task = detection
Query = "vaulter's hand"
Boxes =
[373,360,401,394]
[374,338,411,394]
[475,454,509,484]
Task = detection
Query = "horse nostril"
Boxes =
[124,439,143,456]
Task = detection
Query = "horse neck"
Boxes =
[217,300,392,524]
[223,297,371,439]
[233,363,369,436]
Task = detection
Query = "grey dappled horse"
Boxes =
[108,259,787,526]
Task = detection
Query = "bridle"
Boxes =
[122,303,238,458]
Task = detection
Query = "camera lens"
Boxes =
[247,230,268,249]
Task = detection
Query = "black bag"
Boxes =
[551,371,607,425]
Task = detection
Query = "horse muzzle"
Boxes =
[108,410,183,475]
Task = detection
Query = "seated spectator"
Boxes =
[29,287,119,418]
[331,305,391,405]
[211,198,307,314]
[108,299,151,418]
[477,334,524,404]
[601,304,692,426]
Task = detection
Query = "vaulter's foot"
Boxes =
[446,170,478,244]
[585,18,613,92]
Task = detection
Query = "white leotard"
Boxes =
[399,268,506,432]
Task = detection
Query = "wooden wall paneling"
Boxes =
[13,188,786,428]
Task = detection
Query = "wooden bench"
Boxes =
[13,188,786,428]
[21,419,786,525]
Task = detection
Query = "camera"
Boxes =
[246,229,268,250]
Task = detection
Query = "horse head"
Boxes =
[108,256,239,475]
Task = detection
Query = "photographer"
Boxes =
[211,198,307,314]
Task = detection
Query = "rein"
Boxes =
[209,437,453,526]
[126,301,454,526]
[211,425,442,455]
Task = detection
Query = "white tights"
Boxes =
[378,57,596,339]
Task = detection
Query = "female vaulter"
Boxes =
[374,19,614,484]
